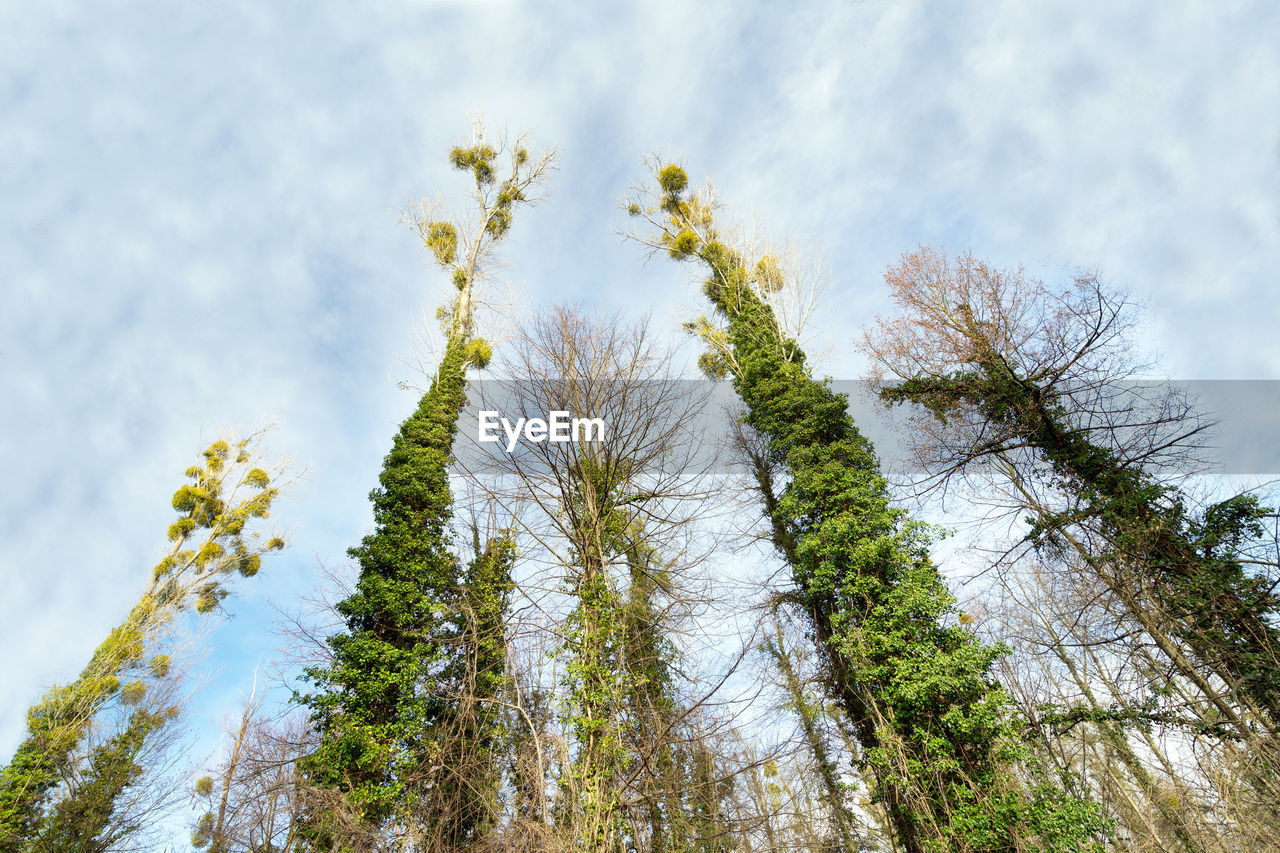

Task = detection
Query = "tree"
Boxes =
[627,168,1109,853]
[861,246,1280,847]
[760,612,864,852]
[466,304,734,853]
[0,434,286,851]
[863,248,1280,726]
[192,683,312,853]
[990,557,1236,853]
[296,126,552,848]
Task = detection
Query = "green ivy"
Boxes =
[883,348,1280,729]
[639,166,1110,853]
[297,130,544,846]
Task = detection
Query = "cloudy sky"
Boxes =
[3,0,1278,836]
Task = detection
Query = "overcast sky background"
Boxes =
[3,0,1279,839]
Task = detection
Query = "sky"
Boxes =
[3,0,1279,841]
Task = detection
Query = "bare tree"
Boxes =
[457,304,745,853]
[192,682,312,853]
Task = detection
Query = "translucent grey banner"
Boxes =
[451,380,1280,477]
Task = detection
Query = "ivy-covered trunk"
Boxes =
[297,131,550,846]
[298,336,479,836]
[870,249,1280,735]
[890,363,1280,729]
[630,166,1109,852]
[560,552,628,853]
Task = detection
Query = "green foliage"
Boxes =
[544,451,667,851]
[657,164,689,199]
[486,205,513,237]
[167,517,196,541]
[884,351,1280,726]
[29,709,170,853]
[696,351,729,380]
[451,142,499,184]
[666,229,701,259]
[299,129,546,844]
[194,582,226,614]
[0,436,284,851]
[465,337,493,369]
[298,336,472,826]
[118,681,146,707]
[559,561,630,851]
[424,221,458,265]
[191,811,215,849]
[754,254,784,293]
[298,331,520,845]
[640,166,1110,852]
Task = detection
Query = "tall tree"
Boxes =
[628,167,1108,853]
[477,305,724,853]
[0,434,285,851]
[861,246,1280,848]
[297,127,552,848]
[993,559,1229,853]
[862,247,1280,734]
